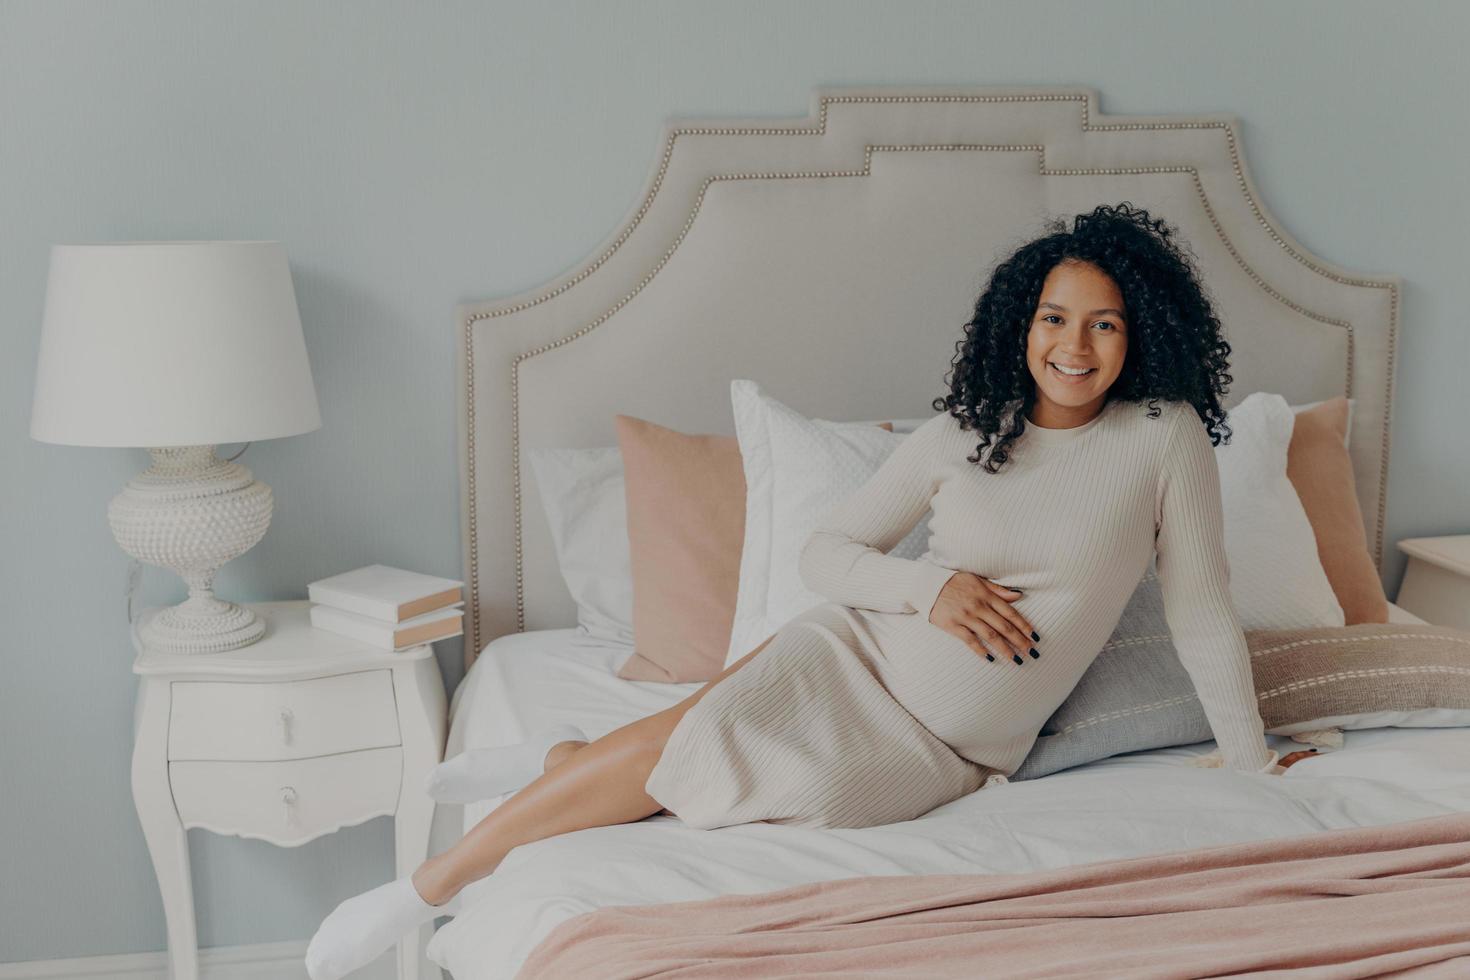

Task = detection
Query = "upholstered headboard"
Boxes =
[455,85,1401,670]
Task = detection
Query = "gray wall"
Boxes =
[3,0,1466,964]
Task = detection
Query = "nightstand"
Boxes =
[1396,535,1470,630]
[130,599,448,980]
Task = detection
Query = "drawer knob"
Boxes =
[281,785,299,826]
[280,708,294,745]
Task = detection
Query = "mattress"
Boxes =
[427,602,1470,980]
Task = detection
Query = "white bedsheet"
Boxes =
[426,603,1470,980]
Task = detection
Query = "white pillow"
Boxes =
[724,387,1344,668]
[526,447,636,646]
[1215,392,1345,629]
[723,380,934,666]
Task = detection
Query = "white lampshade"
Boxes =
[30,241,321,447]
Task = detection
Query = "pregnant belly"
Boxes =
[875,613,1058,755]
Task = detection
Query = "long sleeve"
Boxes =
[1155,405,1283,775]
[797,414,957,619]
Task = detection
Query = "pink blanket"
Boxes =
[516,811,1470,979]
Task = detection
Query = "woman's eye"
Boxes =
[1042,314,1062,324]
[1094,321,1115,331]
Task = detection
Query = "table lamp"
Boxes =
[30,241,322,653]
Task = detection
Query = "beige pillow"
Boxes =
[1287,398,1389,624]
[615,415,893,683]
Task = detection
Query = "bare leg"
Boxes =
[540,735,587,771]
[412,632,779,905]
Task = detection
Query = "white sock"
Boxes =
[304,876,460,980]
[424,723,588,803]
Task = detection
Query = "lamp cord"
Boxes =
[224,442,251,462]
[126,559,142,625]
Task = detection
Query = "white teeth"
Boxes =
[1051,362,1094,376]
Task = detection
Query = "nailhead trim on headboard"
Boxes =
[459,93,1398,662]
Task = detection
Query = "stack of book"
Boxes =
[307,564,465,651]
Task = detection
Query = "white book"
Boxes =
[307,564,464,623]
[309,602,464,651]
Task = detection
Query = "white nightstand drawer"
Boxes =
[168,670,400,762]
[170,747,403,846]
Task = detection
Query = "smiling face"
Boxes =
[1025,259,1130,428]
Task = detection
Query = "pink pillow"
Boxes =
[1286,398,1389,624]
[614,416,746,682]
[615,415,894,683]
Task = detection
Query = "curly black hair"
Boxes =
[932,202,1234,473]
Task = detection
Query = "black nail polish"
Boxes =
[1031,631,1040,641]
[1012,653,1023,664]
[1029,648,1040,659]
[985,652,995,661]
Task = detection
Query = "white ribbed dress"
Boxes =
[644,397,1282,831]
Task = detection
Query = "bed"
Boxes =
[427,605,1470,976]
[426,86,1462,979]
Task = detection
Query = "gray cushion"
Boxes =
[1013,561,1214,779]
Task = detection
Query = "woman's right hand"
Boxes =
[928,572,1040,664]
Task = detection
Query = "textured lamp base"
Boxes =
[110,445,274,654]
[141,594,266,653]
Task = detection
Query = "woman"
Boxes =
[305,202,1316,979]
